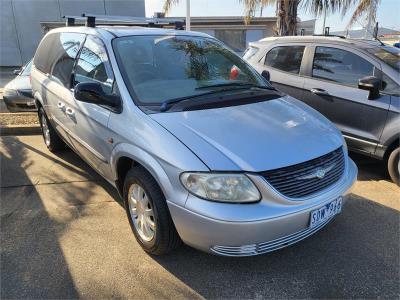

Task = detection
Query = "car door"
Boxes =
[65,35,118,177]
[46,32,86,144]
[302,45,390,155]
[253,44,306,99]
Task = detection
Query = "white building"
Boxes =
[0,0,146,66]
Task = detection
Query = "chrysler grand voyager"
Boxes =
[31,24,357,256]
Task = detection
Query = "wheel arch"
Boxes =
[111,144,178,204]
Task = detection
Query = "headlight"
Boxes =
[3,89,18,97]
[180,172,261,203]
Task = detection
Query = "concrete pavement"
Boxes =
[1,135,399,299]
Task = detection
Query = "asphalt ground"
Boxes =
[1,135,399,299]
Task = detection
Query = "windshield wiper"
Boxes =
[159,87,253,112]
[196,82,275,90]
[159,84,277,112]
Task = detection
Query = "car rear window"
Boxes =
[264,46,305,74]
[243,46,259,60]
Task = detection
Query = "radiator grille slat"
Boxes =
[262,147,345,199]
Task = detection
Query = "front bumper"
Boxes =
[168,158,357,256]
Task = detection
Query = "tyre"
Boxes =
[123,166,181,255]
[387,147,399,185]
[38,107,65,152]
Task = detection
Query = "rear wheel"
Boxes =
[38,107,65,152]
[387,147,399,185]
[123,166,181,255]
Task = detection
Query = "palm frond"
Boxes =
[163,0,180,14]
[301,0,354,17]
[239,0,276,24]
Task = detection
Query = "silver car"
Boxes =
[31,24,357,256]
[3,60,36,112]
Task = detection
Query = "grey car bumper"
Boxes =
[168,159,357,256]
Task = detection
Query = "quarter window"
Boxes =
[74,36,114,94]
[50,33,85,87]
[264,46,305,74]
[312,47,374,86]
[34,33,58,74]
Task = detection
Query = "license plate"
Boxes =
[309,197,342,228]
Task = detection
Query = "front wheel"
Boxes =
[387,147,399,185]
[38,107,65,152]
[123,166,181,255]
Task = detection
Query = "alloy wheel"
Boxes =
[128,183,156,242]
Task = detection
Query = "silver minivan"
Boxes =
[31,24,357,256]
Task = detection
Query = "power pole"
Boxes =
[186,0,191,31]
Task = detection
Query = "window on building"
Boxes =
[215,30,246,53]
[50,33,85,87]
[73,36,114,94]
[312,47,374,86]
[265,46,305,74]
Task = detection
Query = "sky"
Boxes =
[145,0,400,33]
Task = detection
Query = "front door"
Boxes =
[302,45,390,155]
[66,35,117,177]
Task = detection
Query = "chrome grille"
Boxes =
[262,147,345,199]
[211,215,334,256]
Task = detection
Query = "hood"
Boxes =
[4,75,31,91]
[151,96,343,171]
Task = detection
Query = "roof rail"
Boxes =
[61,14,185,30]
[312,34,346,39]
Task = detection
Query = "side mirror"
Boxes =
[358,76,381,100]
[74,82,120,107]
[261,70,270,82]
[13,69,21,75]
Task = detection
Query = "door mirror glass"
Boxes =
[74,82,120,107]
[358,76,381,100]
[261,70,270,82]
[13,69,21,75]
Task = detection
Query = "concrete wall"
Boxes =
[0,0,145,66]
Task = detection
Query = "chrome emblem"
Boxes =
[297,164,336,180]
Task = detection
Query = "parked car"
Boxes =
[244,36,399,184]
[3,59,36,112]
[31,25,357,256]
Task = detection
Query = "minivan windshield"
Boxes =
[113,35,268,106]
[366,45,400,72]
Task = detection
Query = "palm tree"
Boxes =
[341,0,380,36]
[163,0,346,36]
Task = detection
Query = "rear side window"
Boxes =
[243,46,259,60]
[73,36,114,94]
[34,33,58,74]
[265,46,305,74]
[312,47,374,86]
[50,33,85,87]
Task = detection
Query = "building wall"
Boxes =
[0,0,145,66]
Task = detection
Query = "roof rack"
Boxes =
[312,26,346,39]
[62,14,185,30]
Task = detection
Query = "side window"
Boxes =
[73,36,114,94]
[381,73,400,96]
[312,47,374,86]
[34,33,58,74]
[50,33,85,87]
[264,46,305,74]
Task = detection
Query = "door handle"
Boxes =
[310,88,330,96]
[65,107,75,117]
[57,101,65,110]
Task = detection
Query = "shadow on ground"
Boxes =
[1,136,120,298]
